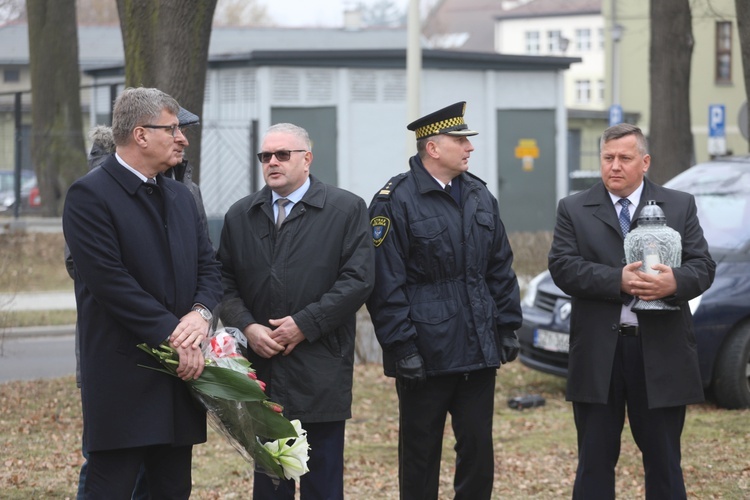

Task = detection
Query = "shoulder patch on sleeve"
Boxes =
[371,216,391,247]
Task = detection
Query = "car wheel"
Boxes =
[711,323,750,409]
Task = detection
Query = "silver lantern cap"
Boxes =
[637,200,667,225]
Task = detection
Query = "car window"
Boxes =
[665,162,750,251]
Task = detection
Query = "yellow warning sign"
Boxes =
[514,139,539,159]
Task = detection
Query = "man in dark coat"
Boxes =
[63,87,222,499]
[217,122,374,499]
[548,123,715,499]
[366,102,522,499]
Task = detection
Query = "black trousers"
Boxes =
[572,335,688,500]
[84,444,192,500]
[253,420,345,500]
[397,368,496,500]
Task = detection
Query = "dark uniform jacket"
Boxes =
[217,175,374,423]
[548,178,715,408]
[63,157,223,452]
[366,155,522,377]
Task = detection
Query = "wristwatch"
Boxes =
[192,304,213,323]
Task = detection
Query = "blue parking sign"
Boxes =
[609,105,623,126]
[709,104,725,137]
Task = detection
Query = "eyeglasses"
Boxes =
[142,124,184,138]
[257,150,307,163]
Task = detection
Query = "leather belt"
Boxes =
[619,325,639,337]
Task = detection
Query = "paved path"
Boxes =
[0,290,76,311]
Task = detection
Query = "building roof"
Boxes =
[86,48,579,77]
[0,22,408,68]
[423,0,602,52]
[495,0,601,19]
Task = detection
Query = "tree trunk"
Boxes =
[737,0,750,152]
[115,0,217,184]
[648,0,694,185]
[26,0,87,216]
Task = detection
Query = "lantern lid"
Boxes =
[637,200,666,225]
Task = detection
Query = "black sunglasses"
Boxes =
[257,150,307,163]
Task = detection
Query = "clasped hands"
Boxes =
[168,309,212,381]
[243,316,305,358]
[621,261,677,302]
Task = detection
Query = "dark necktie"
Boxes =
[276,198,290,229]
[147,178,157,185]
[618,198,631,237]
[444,183,451,194]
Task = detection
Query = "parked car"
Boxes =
[519,156,750,409]
[0,169,40,214]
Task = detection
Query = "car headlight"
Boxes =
[688,294,702,315]
[522,270,551,308]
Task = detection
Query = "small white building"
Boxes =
[90,45,578,232]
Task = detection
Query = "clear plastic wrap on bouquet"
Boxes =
[137,327,309,480]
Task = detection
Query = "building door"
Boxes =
[496,109,557,232]
[271,107,338,186]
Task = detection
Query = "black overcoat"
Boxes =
[63,157,222,451]
[548,178,715,408]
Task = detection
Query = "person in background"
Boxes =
[366,102,523,499]
[63,87,222,498]
[547,123,715,498]
[217,122,374,499]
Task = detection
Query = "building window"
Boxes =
[548,30,561,53]
[575,28,591,52]
[597,79,605,102]
[598,27,605,50]
[716,21,732,83]
[575,79,591,104]
[3,68,19,83]
[525,31,540,54]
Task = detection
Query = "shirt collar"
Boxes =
[608,181,644,209]
[272,176,310,205]
[115,153,151,183]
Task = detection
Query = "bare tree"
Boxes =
[26,0,87,216]
[213,0,271,27]
[115,0,217,183]
[0,0,25,22]
[648,0,694,185]
[76,0,118,24]
[737,0,750,152]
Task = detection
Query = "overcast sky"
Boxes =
[264,0,410,27]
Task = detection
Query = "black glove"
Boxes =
[499,332,520,364]
[396,352,426,390]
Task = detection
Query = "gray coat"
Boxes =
[217,176,375,423]
[548,179,715,408]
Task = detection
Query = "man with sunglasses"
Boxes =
[63,87,222,498]
[217,123,374,499]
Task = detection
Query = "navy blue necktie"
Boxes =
[618,198,631,237]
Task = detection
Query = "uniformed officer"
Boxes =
[366,102,523,500]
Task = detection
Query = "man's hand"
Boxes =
[170,310,209,350]
[268,316,305,356]
[498,331,520,364]
[175,343,204,381]
[630,264,677,301]
[396,352,426,390]
[244,323,285,359]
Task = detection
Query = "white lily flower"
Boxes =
[261,419,310,481]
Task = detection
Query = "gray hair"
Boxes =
[264,123,312,150]
[87,125,115,170]
[600,123,649,157]
[111,87,180,146]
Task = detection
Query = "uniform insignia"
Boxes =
[371,216,391,247]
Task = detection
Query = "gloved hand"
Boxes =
[395,352,426,390]
[499,331,520,364]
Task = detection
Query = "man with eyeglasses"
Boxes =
[63,87,222,498]
[217,122,374,499]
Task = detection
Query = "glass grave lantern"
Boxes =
[623,200,681,311]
